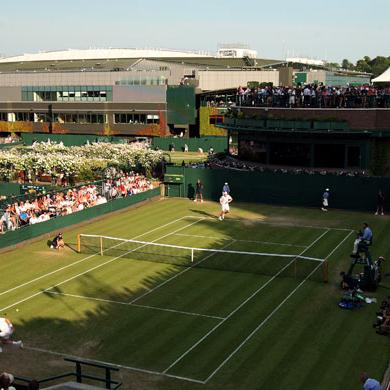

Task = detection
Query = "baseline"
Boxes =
[23,346,205,385]
[173,233,308,248]
[183,215,354,232]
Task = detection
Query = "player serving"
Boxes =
[0,317,23,352]
[219,191,233,221]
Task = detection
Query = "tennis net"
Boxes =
[77,233,328,282]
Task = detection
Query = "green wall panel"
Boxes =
[166,86,196,125]
[165,166,389,212]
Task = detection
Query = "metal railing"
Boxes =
[14,357,122,389]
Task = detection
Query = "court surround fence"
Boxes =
[164,165,390,212]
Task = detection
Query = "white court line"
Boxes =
[203,228,354,383]
[128,240,237,305]
[0,216,189,299]
[0,218,205,312]
[45,290,224,320]
[131,303,224,320]
[23,346,205,385]
[183,215,354,232]
[173,233,308,248]
[163,228,330,374]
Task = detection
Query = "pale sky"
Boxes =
[1,0,389,63]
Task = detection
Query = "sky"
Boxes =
[1,0,389,63]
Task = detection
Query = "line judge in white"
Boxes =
[0,317,23,352]
[219,192,233,221]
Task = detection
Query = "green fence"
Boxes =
[0,188,160,249]
[0,182,23,197]
[165,166,389,212]
[153,136,227,153]
[0,142,23,149]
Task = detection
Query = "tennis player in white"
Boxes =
[0,317,23,352]
[219,191,233,220]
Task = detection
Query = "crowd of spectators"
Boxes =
[0,172,154,233]
[237,84,390,109]
[373,296,390,336]
[208,154,368,177]
[0,135,19,144]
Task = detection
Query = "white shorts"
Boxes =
[323,199,328,207]
[222,205,230,212]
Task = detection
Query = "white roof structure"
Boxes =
[0,48,212,63]
[286,57,325,66]
[372,67,390,83]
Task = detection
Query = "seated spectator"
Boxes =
[1,172,154,234]
[360,372,381,390]
[28,380,39,390]
[0,372,16,390]
[51,232,64,250]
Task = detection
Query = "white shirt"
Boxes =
[220,194,232,206]
[0,317,14,338]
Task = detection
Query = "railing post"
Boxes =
[76,362,82,383]
[105,368,111,389]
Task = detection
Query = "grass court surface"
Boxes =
[1,198,389,389]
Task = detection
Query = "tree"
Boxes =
[341,59,354,70]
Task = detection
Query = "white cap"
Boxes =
[224,182,228,185]
[326,188,329,191]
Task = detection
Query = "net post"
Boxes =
[191,248,194,263]
[77,234,81,253]
[323,260,328,283]
[100,236,104,256]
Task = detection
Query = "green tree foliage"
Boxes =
[328,56,390,78]
[341,56,390,77]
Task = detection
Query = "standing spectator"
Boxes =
[194,179,204,203]
[360,372,380,390]
[222,182,230,195]
[321,188,330,212]
[375,190,384,215]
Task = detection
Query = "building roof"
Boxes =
[0,48,212,63]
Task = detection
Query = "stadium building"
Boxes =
[0,47,371,139]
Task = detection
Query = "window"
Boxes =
[147,114,160,124]
[0,112,8,121]
[209,115,224,125]
[15,112,34,121]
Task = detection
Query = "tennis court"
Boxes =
[1,198,388,389]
